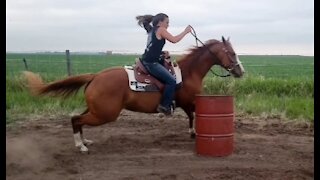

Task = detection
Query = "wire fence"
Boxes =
[6,51,314,79]
[6,51,140,78]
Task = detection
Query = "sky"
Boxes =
[6,0,314,55]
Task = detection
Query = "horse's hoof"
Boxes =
[83,139,94,146]
[157,113,164,118]
[77,144,89,153]
[190,133,196,139]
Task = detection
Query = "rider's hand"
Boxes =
[185,25,192,33]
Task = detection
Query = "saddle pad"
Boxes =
[124,65,182,92]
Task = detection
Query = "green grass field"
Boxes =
[6,53,314,124]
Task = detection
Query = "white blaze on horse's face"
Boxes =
[228,53,245,78]
[235,53,245,74]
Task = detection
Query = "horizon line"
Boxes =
[5,50,314,57]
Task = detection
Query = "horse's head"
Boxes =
[206,37,245,78]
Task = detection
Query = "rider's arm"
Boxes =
[157,26,191,43]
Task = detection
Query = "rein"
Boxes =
[189,26,231,77]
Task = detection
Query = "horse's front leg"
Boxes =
[182,106,196,138]
[187,111,196,138]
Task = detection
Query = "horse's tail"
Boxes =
[23,71,96,98]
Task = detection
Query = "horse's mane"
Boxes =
[177,39,221,77]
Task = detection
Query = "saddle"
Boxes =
[124,56,182,92]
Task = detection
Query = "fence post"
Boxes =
[66,50,72,76]
[22,58,28,70]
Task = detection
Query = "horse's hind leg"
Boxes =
[71,111,118,153]
[79,128,93,146]
[79,109,93,146]
[71,115,88,153]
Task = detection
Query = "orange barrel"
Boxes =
[195,95,234,156]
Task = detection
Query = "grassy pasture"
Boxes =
[6,53,314,123]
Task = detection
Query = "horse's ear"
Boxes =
[222,36,226,43]
[227,36,230,41]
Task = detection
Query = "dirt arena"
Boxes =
[6,109,314,180]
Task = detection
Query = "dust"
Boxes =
[6,135,53,176]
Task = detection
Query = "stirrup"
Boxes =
[157,105,173,116]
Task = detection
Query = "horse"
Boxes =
[23,36,245,153]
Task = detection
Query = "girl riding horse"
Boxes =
[136,13,192,115]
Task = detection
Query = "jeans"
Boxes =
[142,61,176,109]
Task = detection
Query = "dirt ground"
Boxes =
[6,109,314,180]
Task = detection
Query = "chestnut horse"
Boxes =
[23,36,245,153]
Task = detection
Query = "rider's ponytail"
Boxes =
[136,13,169,33]
[136,15,153,33]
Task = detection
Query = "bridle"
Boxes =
[189,26,241,77]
